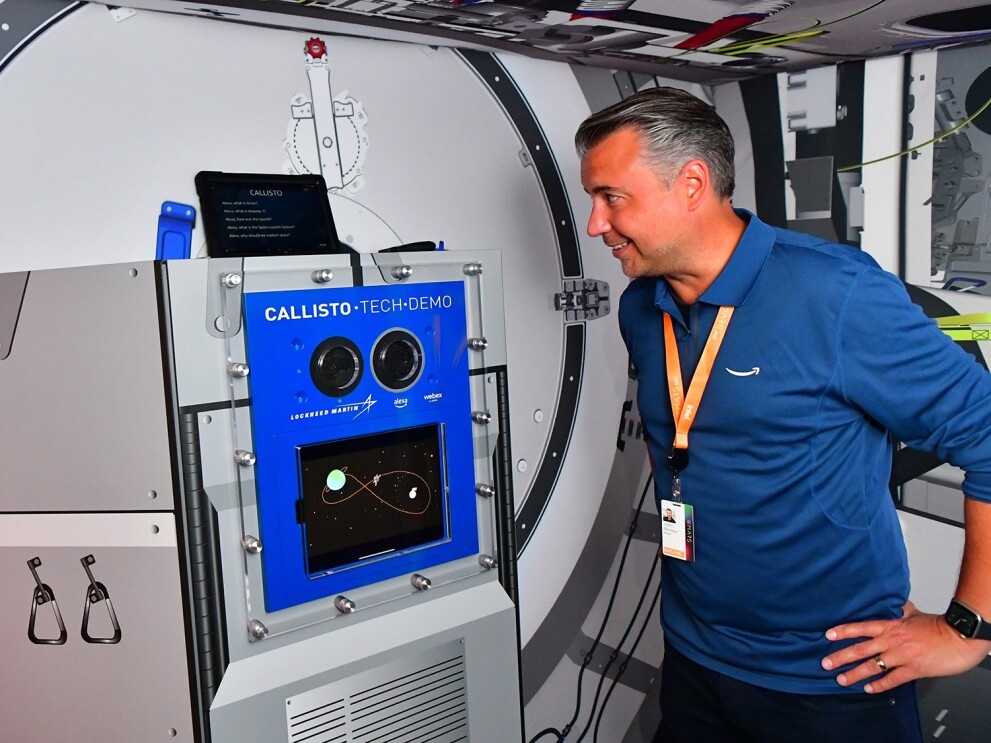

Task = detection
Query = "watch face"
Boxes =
[947,601,980,637]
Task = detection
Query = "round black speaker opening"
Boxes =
[310,336,363,397]
[372,329,423,391]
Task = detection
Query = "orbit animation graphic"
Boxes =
[322,466,433,516]
[300,426,445,571]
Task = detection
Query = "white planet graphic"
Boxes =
[326,469,347,491]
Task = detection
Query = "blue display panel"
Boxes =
[242,281,478,612]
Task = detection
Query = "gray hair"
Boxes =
[575,87,736,199]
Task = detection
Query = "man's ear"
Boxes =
[680,159,709,210]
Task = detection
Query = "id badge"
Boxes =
[660,499,695,562]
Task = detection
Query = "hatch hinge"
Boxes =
[554,279,610,322]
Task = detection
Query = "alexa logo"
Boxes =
[394,397,408,409]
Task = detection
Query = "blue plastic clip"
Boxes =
[155,201,196,260]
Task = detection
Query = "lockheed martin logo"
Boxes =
[331,394,378,418]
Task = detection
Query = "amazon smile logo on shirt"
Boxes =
[726,367,760,377]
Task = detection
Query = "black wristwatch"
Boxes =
[944,599,991,640]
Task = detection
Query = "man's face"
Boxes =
[580,126,686,279]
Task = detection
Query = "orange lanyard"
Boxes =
[663,306,734,451]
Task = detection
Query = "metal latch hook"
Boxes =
[27,557,67,645]
[80,554,121,644]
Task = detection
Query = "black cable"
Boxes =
[565,475,654,738]
[575,551,660,742]
[593,566,662,742]
[528,728,565,742]
[526,475,654,743]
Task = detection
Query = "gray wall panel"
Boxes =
[0,262,175,512]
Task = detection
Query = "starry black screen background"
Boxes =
[298,423,446,575]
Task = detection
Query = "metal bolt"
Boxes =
[411,573,432,591]
[334,595,356,614]
[463,263,483,276]
[227,362,250,378]
[479,554,497,569]
[221,273,242,288]
[391,265,413,280]
[242,535,263,554]
[247,619,268,640]
[311,269,333,283]
[468,337,488,351]
[233,449,256,467]
[472,411,492,425]
[476,483,496,498]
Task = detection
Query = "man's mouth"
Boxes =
[607,240,629,253]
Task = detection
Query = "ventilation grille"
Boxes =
[286,641,468,743]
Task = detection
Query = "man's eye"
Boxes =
[605,193,619,203]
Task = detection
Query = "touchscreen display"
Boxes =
[195,171,342,257]
[298,424,447,575]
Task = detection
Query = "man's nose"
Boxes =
[587,204,608,237]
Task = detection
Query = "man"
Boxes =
[576,87,991,742]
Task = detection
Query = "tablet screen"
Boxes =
[298,424,448,575]
[195,171,343,257]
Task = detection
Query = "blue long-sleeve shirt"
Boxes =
[619,210,991,693]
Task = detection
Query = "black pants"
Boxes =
[655,642,923,743]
